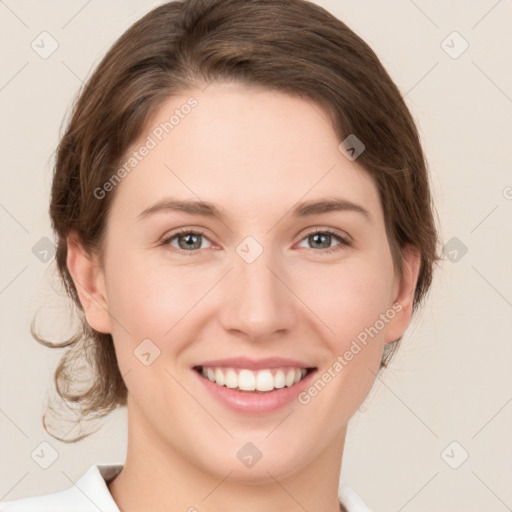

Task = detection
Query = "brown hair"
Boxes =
[35,0,440,442]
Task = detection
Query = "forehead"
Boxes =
[110,83,382,223]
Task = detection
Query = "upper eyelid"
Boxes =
[304,227,351,242]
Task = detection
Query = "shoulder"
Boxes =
[339,480,375,512]
[0,485,85,512]
[0,464,123,512]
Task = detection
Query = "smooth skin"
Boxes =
[67,82,420,512]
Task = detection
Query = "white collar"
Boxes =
[0,464,373,511]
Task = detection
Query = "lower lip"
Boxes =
[194,370,316,415]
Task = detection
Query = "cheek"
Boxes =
[302,256,396,348]
[104,251,201,339]
[296,261,395,424]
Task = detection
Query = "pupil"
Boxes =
[312,233,329,248]
[180,233,200,250]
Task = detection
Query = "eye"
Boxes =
[162,228,213,253]
[161,227,352,256]
[296,228,352,254]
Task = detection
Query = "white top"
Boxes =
[0,464,374,511]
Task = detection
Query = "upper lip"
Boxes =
[194,357,315,370]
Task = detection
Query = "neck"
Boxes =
[108,402,347,512]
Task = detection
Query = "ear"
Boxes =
[384,244,421,344]
[66,233,112,334]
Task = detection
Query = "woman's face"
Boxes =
[73,82,418,482]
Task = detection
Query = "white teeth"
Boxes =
[274,370,285,389]
[214,368,225,386]
[256,370,274,392]
[285,369,296,387]
[225,369,238,389]
[238,369,256,391]
[199,366,309,392]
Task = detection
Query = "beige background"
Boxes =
[1,1,511,510]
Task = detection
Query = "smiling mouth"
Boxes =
[193,366,316,393]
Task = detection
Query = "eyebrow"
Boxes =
[292,197,372,223]
[137,196,372,223]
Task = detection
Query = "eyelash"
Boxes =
[161,227,352,256]
[301,228,352,255]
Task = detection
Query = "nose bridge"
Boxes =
[219,238,295,340]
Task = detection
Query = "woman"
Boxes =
[0,0,439,510]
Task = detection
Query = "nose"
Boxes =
[218,246,297,342]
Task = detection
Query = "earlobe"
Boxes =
[384,245,421,344]
[66,233,112,334]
